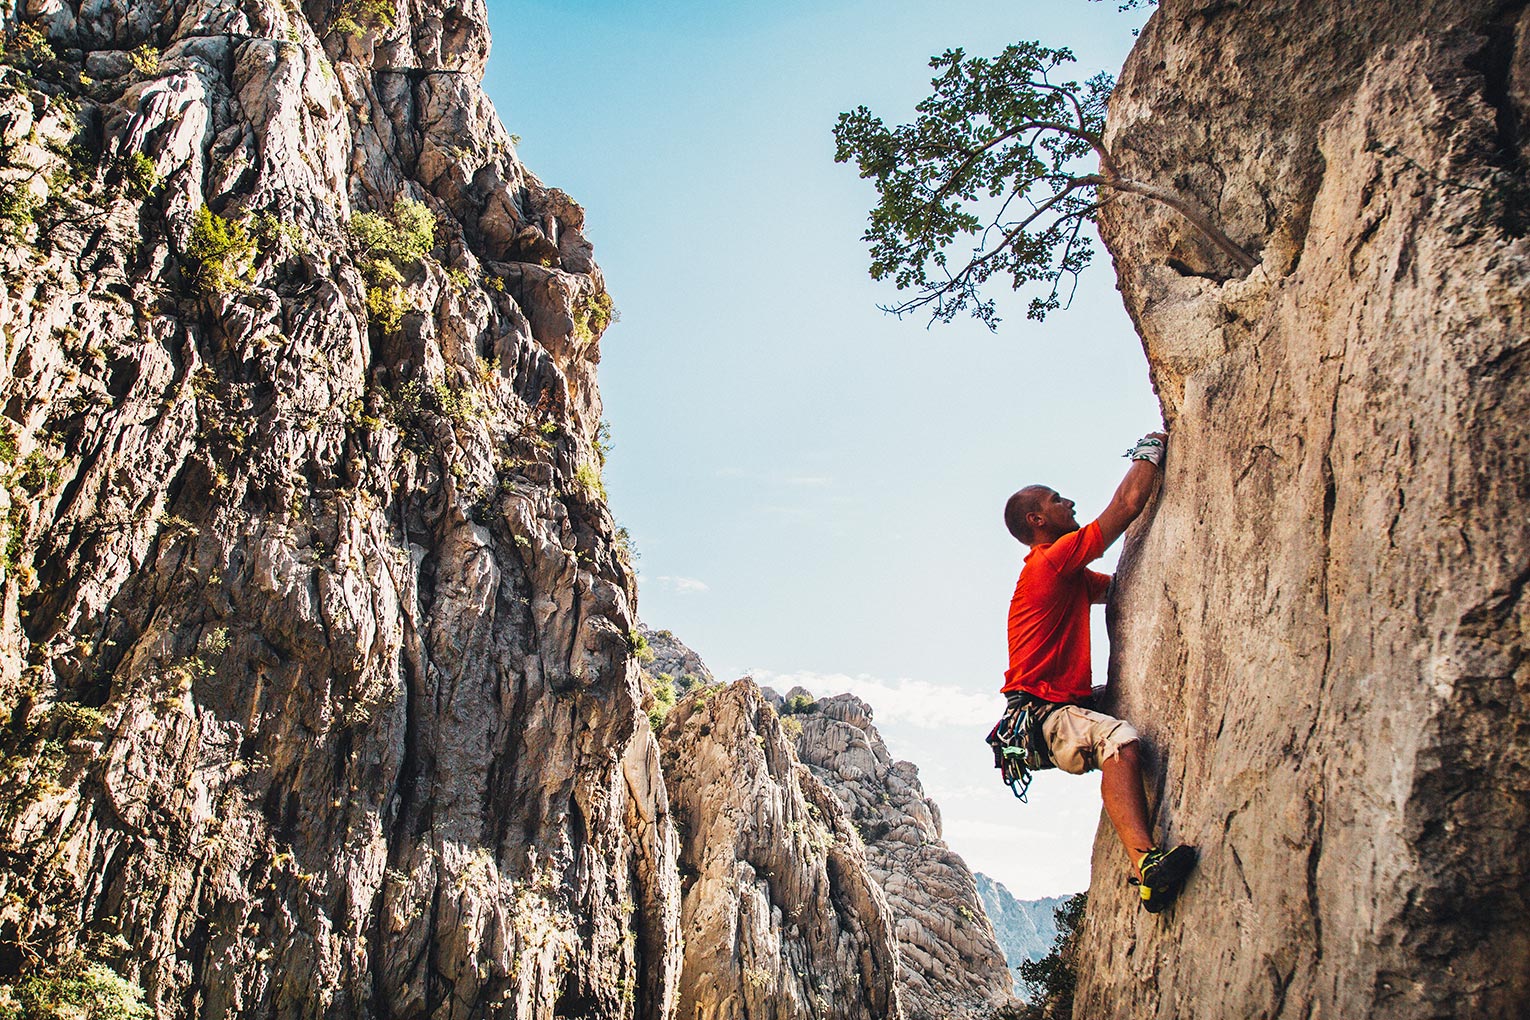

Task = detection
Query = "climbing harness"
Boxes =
[986,693,1060,802]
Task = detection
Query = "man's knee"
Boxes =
[1098,724,1140,768]
[1107,737,1144,770]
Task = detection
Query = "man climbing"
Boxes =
[1001,432,1196,913]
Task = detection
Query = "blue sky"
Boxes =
[484,0,1156,899]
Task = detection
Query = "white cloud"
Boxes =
[749,670,994,729]
[656,575,710,594]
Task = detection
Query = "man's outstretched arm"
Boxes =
[1095,432,1166,550]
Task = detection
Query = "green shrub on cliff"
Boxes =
[350,197,436,330]
[0,184,39,242]
[186,205,256,294]
[571,291,615,343]
[128,44,160,76]
[334,0,397,37]
[122,152,160,198]
[646,672,676,729]
[1,22,57,75]
[0,960,150,1020]
[350,197,435,265]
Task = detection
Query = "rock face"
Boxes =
[0,2,681,1017]
[1085,2,1530,1018]
[781,692,1014,1020]
[971,876,1066,989]
[658,681,903,1020]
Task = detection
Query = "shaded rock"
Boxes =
[0,1,664,1018]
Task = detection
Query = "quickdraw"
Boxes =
[985,694,1060,802]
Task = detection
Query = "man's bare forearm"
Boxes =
[1097,432,1166,548]
[1116,459,1159,516]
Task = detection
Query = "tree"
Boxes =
[833,42,1253,329]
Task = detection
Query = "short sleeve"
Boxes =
[1041,521,1105,575]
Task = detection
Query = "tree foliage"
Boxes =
[834,38,1252,330]
[835,44,1111,327]
[186,205,256,295]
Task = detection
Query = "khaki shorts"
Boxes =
[1042,704,1139,775]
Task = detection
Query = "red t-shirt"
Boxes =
[1002,520,1112,703]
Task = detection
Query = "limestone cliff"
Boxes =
[657,681,903,1020]
[777,692,1014,1020]
[0,2,681,1017]
[1085,1,1530,1018]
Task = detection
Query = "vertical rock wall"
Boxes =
[0,2,681,1017]
[1083,1,1529,1017]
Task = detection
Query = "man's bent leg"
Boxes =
[1100,741,1153,877]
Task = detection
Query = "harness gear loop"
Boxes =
[985,692,1061,802]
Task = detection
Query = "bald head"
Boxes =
[1004,485,1054,544]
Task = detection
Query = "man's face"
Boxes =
[1034,488,1080,537]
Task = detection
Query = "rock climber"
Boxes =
[1000,432,1197,913]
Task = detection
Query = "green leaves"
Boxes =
[349,197,437,330]
[834,43,1113,328]
[186,205,257,295]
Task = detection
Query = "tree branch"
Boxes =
[933,122,1104,200]
[1084,173,1258,270]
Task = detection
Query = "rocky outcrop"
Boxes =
[1084,2,1530,1018]
[640,623,715,689]
[0,2,680,1017]
[971,876,1066,989]
[782,692,1014,1020]
[657,680,902,1020]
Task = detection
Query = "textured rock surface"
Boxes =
[0,2,682,1017]
[1083,1,1530,1018]
[658,680,903,1020]
[971,876,1066,989]
[782,693,1014,1020]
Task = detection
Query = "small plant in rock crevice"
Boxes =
[121,152,160,198]
[1,22,59,76]
[350,196,436,331]
[571,291,615,343]
[628,630,654,663]
[333,0,397,37]
[128,44,160,76]
[252,211,309,258]
[645,672,676,729]
[0,183,40,242]
[572,461,606,502]
[186,205,256,295]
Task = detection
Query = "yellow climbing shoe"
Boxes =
[1132,844,1198,914]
